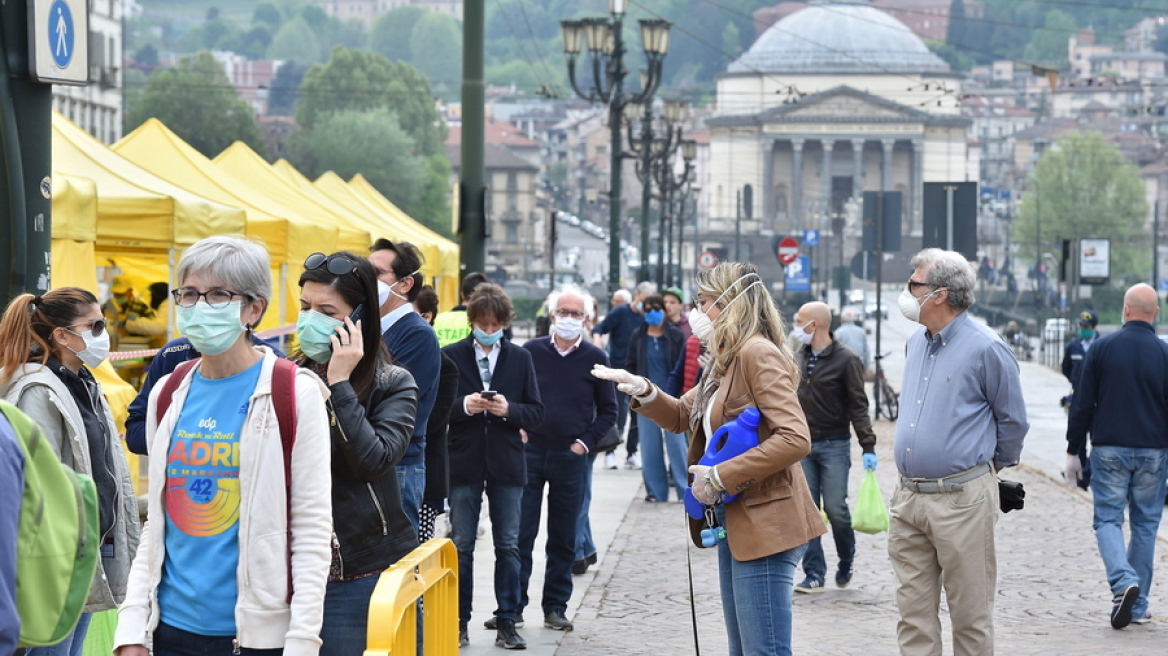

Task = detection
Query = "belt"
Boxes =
[900,462,993,494]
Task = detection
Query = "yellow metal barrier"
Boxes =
[365,538,459,656]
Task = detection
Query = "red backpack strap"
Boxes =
[153,359,201,428]
[270,358,299,603]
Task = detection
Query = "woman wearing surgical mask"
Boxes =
[593,262,825,656]
[113,236,332,656]
[625,294,688,502]
[0,287,140,656]
[296,251,420,656]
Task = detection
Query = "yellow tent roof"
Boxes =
[52,173,98,242]
[51,111,247,251]
[346,174,460,278]
[113,119,371,264]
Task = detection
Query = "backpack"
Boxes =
[2,400,100,648]
[154,357,299,602]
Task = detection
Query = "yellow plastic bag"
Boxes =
[851,470,889,534]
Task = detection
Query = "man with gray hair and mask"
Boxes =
[890,248,1029,656]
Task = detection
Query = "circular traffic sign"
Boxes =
[778,236,799,266]
[49,0,75,69]
[698,250,718,270]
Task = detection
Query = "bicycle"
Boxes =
[873,352,899,421]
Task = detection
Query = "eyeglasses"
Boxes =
[305,252,359,276]
[554,309,586,319]
[907,280,933,292]
[172,288,246,309]
[66,318,107,337]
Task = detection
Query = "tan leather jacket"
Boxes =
[633,335,827,561]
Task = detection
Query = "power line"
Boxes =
[511,0,561,94]
[489,0,552,92]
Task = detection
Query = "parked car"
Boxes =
[864,302,888,320]
[1043,318,1069,342]
[847,289,865,305]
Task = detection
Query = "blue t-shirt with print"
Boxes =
[158,358,263,635]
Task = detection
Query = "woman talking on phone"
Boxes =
[593,261,825,656]
[295,251,420,656]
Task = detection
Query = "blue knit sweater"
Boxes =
[522,337,618,451]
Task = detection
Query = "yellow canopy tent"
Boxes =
[113,119,371,328]
[347,173,461,278]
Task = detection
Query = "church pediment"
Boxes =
[758,86,929,123]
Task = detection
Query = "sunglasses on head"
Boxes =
[305,252,359,276]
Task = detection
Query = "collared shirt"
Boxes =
[894,312,1029,479]
[379,303,415,335]
[462,340,501,415]
[553,335,583,357]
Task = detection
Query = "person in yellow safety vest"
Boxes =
[433,272,488,347]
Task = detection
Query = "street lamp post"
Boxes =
[652,134,694,287]
[562,2,671,296]
[672,140,697,286]
[629,99,688,287]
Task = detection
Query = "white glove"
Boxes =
[688,465,720,505]
[591,364,650,396]
[1064,453,1083,488]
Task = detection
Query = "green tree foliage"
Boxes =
[486,61,542,90]
[269,17,323,63]
[253,2,285,29]
[369,7,427,63]
[946,0,968,50]
[1016,132,1149,284]
[409,13,462,96]
[125,51,267,159]
[721,23,741,68]
[295,48,446,156]
[1021,10,1076,69]
[267,60,308,116]
[926,39,974,72]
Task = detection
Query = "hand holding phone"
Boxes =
[480,390,497,400]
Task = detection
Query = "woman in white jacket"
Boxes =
[112,236,332,656]
[0,286,140,656]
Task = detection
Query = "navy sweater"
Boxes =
[1067,321,1168,454]
[523,337,618,452]
[383,312,441,465]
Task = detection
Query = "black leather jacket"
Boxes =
[328,364,421,578]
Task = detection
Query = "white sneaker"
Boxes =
[625,453,642,470]
[1132,611,1153,625]
[605,452,618,470]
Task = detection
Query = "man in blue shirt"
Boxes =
[371,238,441,532]
[1065,284,1168,629]
[592,282,655,469]
[889,248,1028,656]
[0,408,24,655]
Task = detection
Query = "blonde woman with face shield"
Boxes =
[594,261,825,656]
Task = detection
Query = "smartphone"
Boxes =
[480,390,497,400]
[328,305,364,352]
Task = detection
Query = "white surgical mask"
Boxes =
[689,274,764,343]
[384,269,421,305]
[65,328,110,369]
[553,316,584,341]
[793,322,815,345]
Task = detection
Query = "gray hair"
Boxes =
[841,308,856,324]
[612,289,632,305]
[635,281,657,296]
[547,284,594,318]
[910,248,976,310]
[177,235,273,303]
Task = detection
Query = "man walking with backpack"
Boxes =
[0,403,24,655]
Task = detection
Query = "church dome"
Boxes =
[729,1,950,75]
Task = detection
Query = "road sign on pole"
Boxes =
[30,0,88,85]
[786,256,810,292]
[698,250,718,270]
[804,229,819,247]
[778,236,799,266]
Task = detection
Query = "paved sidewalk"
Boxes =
[556,422,1168,655]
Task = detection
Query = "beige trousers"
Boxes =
[888,468,998,656]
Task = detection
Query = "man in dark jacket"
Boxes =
[1065,284,1168,629]
[443,284,544,649]
[516,285,616,632]
[791,302,877,594]
[592,282,655,469]
[1062,309,1099,489]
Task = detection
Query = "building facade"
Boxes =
[53,0,122,144]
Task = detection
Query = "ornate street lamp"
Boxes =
[563,3,671,294]
[628,98,689,286]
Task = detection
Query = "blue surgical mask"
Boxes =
[644,309,665,326]
[474,326,503,346]
[297,310,343,363]
[176,301,247,356]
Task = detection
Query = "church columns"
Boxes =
[820,139,835,216]
[792,138,805,228]
[851,139,864,198]
[911,139,924,235]
[762,138,776,226]
[881,138,895,192]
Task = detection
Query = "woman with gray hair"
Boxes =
[114,236,333,656]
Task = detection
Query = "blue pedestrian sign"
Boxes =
[804,229,819,247]
[30,0,88,85]
[1160,280,1168,292]
[786,256,811,292]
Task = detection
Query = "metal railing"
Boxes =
[364,538,459,656]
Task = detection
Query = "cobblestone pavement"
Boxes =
[556,421,1168,655]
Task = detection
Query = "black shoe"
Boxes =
[544,610,574,631]
[495,619,527,649]
[1112,585,1140,629]
[571,552,598,575]
[459,623,469,647]
[484,614,524,630]
[836,561,854,589]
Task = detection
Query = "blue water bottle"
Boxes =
[684,408,761,520]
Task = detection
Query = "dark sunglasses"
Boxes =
[907,280,932,291]
[67,318,107,338]
[305,252,359,276]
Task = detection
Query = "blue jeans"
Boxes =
[320,575,380,656]
[152,621,282,656]
[24,612,92,656]
[1090,445,1168,617]
[575,452,598,560]
[637,413,688,501]
[519,445,587,614]
[798,437,856,581]
[716,507,805,656]
[396,463,425,535]
[449,481,523,625]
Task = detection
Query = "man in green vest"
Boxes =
[433,272,488,347]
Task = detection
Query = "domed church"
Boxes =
[704,0,971,275]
